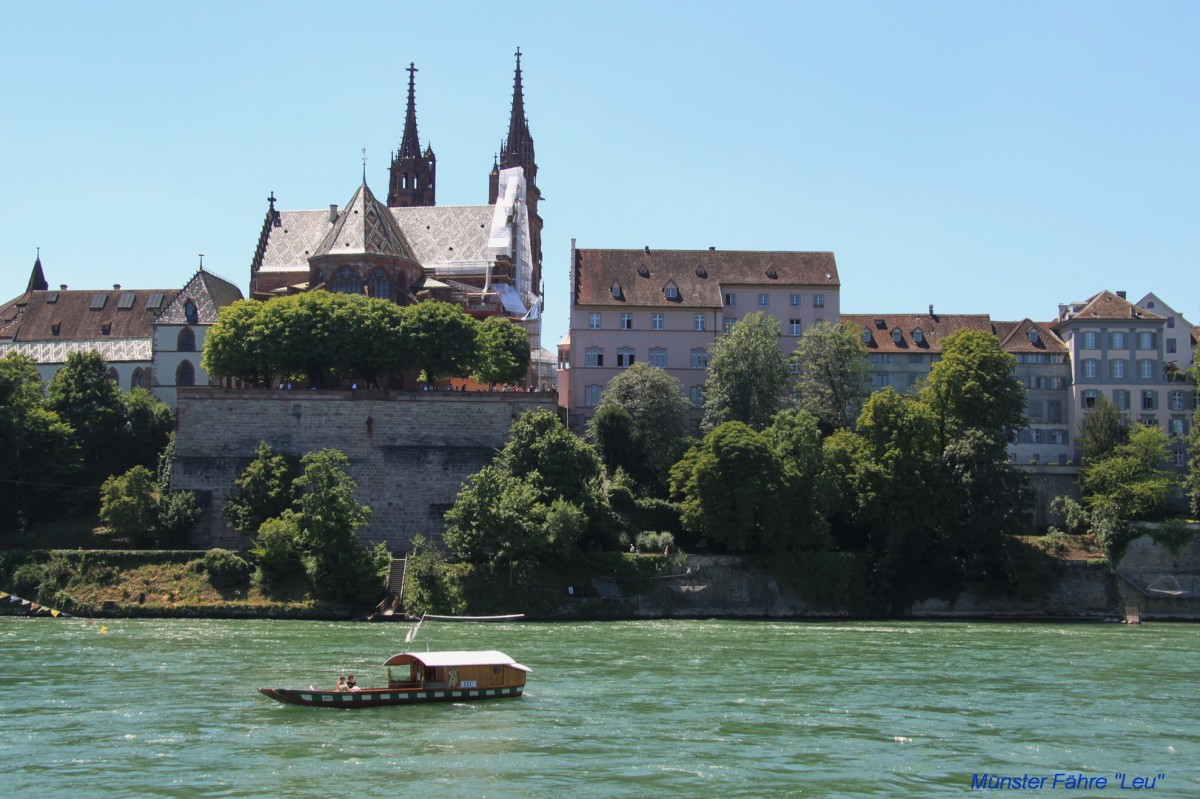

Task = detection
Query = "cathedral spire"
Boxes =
[388,62,436,208]
[489,48,543,286]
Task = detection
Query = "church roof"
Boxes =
[573,249,839,308]
[312,181,419,262]
[1,288,177,344]
[157,269,244,325]
[254,204,493,274]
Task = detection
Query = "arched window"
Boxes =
[106,367,119,383]
[891,328,903,344]
[862,328,873,344]
[611,281,622,299]
[1029,329,1040,344]
[368,269,390,300]
[913,328,925,344]
[131,367,147,389]
[183,299,198,325]
[177,327,196,352]
[176,360,195,387]
[330,269,362,294]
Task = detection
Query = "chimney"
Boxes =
[60,284,68,291]
[644,245,651,254]
[329,204,339,222]
[708,246,715,251]
[113,284,121,291]
[929,304,934,316]
[1117,290,1127,299]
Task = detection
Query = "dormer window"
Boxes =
[101,323,112,335]
[891,328,903,345]
[611,281,622,299]
[862,328,872,344]
[663,282,679,300]
[51,323,61,336]
[913,328,925,344]
[1029,329,1040,344]
[184,299,199,325]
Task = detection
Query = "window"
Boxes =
[1138,331,1156,350]
[585,347,604,368]
[330,270,360,295]
[664,283,679,299]
[617,347,635,368]
[871,373,891,388]
[1028,329,1039,344]
[131,368,147,389]
[368,269,390,300]
[1139,359,1154,380]
[693,314,706,331]
[584,385,602,407]
[651,312,664,331]
[1175,451,1188,467]
[1110,332,1126,349]
[1166,339,1177,354]
[1028,400,1043,420]
[1047,400,1064,423]
[1141,390,1156,410]
[725,293,736,306]
[1170,418,1186,438]
[691,348,709,369]
[869,353,894,364]
[914,329,925,344]
[588,312,601,330]
[1170,391,1185,411]
[813,294,825,308]
[790,294,801,307]
[908,354,924,364]
[1083,332,1098,349]
[649,348,667,368]
[176,360,195,387]
[891,328,902,344]
[620,312,632,330]
[788,319,802,336]
[183,299,199,325]
[1166,317,1175,329]
[177,327,196,352]
[611,281,622,299]
[724,318,736,333]
[1113,390,1130,411]
[758,293,769,307]
[861,328,872,344]
[1083,390,1098,409]
[689,386,704,407]
[1083,359,1097,379]
[789,358,801,375]
[1109,359,1125,379]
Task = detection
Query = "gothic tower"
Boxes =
[388,63,436,208]
[489,48,543,289]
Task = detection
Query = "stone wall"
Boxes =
[1113,528,1200,620]
[171,388,558,551]
[1017,464,1081,531]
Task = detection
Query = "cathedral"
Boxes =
[248,51,546,370]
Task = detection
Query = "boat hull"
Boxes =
[258,685,524,708]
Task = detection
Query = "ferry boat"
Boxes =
[258,649,530,708]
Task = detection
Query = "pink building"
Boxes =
[558,243,840,432]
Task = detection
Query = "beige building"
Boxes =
[558,244,840,431]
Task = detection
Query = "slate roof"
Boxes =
[157,269,245,325]
[573,249,839,308]
[312,182,418,262]
[254,204,493,275]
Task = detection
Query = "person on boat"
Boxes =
[347,675,359,691]
[335,676,348,691]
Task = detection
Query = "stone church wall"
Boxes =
[171,388,558,552]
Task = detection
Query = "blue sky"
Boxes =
[3,1,1197,347]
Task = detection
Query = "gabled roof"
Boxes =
[996,318,1068,354]
[841,313,995,353]
[312,182,418,262]
[1053,290,1165,328]
[573,249,839,308]
[156,269,244,325]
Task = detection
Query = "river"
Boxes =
[1,618,1196,798]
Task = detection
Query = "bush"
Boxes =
[203,548,253,589]
[634,531,677,554]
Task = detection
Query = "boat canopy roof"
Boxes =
[382,649,531,672]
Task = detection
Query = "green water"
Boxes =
[1,618,1196,798]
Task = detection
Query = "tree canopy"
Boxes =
[701,312,789,433]
[472,316,531,386]
[589,362,690,489]
[789,321,870,434]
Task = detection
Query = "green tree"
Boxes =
[225,441,301,533]
[0,354,79,533]
[497,409,604,510]
[99,466,159,542]
[763,408,830,551]
[669,421,792,552]
[590,362,690,488]
[444,465,547,567]
[1078,394,1127,464]
[702,312,789,433]
[154,434,202,545]
[472,316,531,386]
[919,329,1026,454]
[252,514,307,592]
[289,449,384,603]
[119,388,174,474]
[1082,423,1175,523]
[789,321,870,434]
[588,404,638,477]
[1187,406,1200,518]
[202,299,268,386]
[400,300,479,385]
[47,350,126,485]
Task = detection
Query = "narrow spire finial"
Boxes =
[362,147,368,183]
[198,253,205,271]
